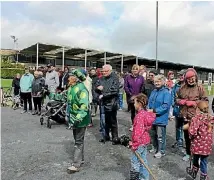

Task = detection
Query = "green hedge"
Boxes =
[0,68,25,79]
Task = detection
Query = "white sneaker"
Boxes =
[154,152,165,158]
[129,126,133,132]
[182,155,190,161]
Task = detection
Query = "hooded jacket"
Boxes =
[20,73,34,93]
[67,82,90,128]
[32,76,45,97]
[176,68,208,120]
[131,109,156,150]
[189,112,214,155]
[148,86,172,126]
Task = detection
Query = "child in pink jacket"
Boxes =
[187,101,214,180]
[129,93,156,180]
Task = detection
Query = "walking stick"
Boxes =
[133,150,158,180]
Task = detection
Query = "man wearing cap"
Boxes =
[45,63,59,93]
[66,69,90,174]
[176,68,208,161]
[142,69,158,99]
[171,69,186,149]
[95,64,120,145]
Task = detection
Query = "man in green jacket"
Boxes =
[66,69,90,174]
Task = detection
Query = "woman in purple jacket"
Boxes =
[124,64,145,131]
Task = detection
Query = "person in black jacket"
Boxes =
[62,66,69,90]
[142,69,158,99]
[89,68,99,117]
[32,71,45,115]
[12,73,21,96]
[212,98,214,113]
[95,65,120,145]
[12,73,22,107]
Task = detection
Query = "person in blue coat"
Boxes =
[171,69,186,149]
[147,74,172,158]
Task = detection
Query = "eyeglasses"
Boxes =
[102,70,109,72]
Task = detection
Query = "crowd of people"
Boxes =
[10,63,214,180]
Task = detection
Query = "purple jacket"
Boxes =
[124,74,144,96]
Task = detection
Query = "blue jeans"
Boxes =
[175,117,183,147]
[193,154,208,174]
[118,93,123,109]
[99,104,106,138]
[151,125,166,154]
[131,145,149,180]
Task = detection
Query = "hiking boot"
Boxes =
[200,172,208,180]
[186,166,199,179]
[112,138,121,145]
[99,136,110,143]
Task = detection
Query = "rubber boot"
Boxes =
[130,170,139,180]
[186,166,199,179]
[200,172,208,180]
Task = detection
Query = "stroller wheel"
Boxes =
[40,117,44,125]
[47,119,51,129]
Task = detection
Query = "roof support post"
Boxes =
[136,56,138,65]
[104,52,106,65]
[36,43,39,69]
[121,54,124,73]
[62,47,65,70]
[84,49,87,70]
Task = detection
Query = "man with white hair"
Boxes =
[95,64,120,145]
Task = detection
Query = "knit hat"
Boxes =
[68,69,86,82]
[185,68,196,79]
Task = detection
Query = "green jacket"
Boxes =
[67,82,90,128]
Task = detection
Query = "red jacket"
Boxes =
[131,109,156,150]
[189,113,214,156]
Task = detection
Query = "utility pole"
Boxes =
[155,1,159,70]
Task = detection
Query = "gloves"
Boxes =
[178,99,187,105]
[186,101,197,107]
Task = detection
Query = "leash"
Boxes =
[132,150,158,180]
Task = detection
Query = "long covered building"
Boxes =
[1,42,214,81]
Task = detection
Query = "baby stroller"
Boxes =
[40,89,67,129]
[12,95,21,110]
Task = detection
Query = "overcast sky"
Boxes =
[1,1,214,68]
